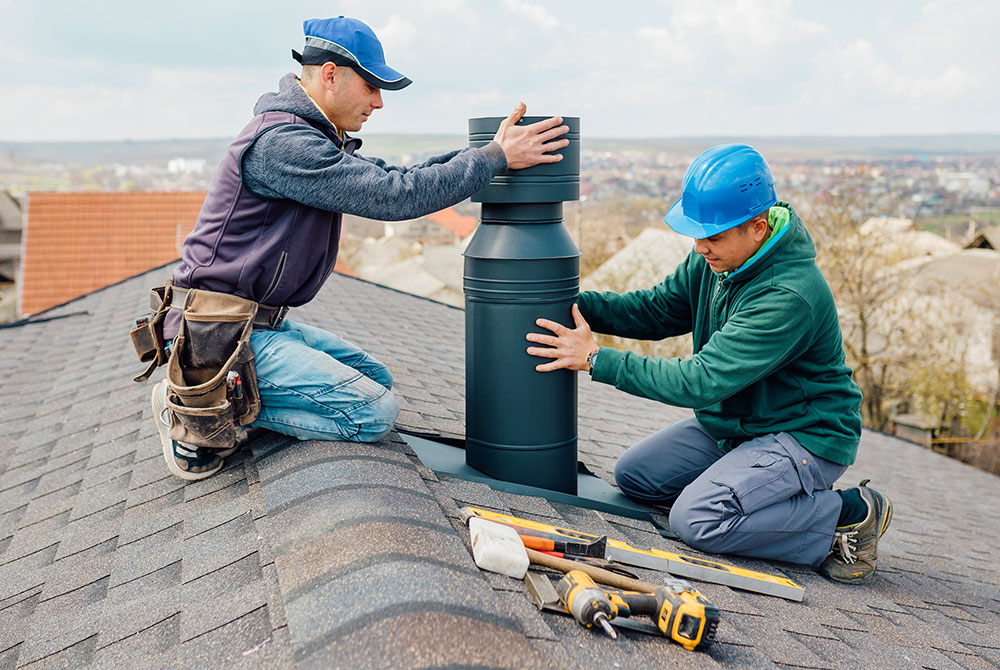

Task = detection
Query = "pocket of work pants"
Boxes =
[165,290,262,449]
[712,433,816,515]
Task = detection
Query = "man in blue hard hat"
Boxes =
[526,144,892,584]
[144,16,569,482]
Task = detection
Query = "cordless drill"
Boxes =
[556,570,720,651]
[554,570,619,639]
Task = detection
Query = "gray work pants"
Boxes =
[614,417,847,567]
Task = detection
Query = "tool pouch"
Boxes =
[164,289,262,450]
[129,285,172,383]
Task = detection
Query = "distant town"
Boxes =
[3,133,999,312]
[2,134,1000,474]
[3,133,998,233]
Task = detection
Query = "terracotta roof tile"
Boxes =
[426,207,477,239]
[21,192,205,315]
[19,192,356,315]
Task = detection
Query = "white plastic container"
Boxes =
[469,517,529,579]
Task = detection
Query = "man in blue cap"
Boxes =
[526,145,893,584]
[147,16,568,482]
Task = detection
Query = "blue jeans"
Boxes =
[247,319,399,442]
[615,417,847,567]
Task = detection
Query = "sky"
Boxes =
[0,0,997,142]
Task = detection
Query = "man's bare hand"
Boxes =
[494,102,569,170]
[526,304,600,372]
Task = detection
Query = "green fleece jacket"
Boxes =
[579,202,863,465]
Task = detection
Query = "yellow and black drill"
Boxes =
[555,569,620,639]
[555,570,719,651]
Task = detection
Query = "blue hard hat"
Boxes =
[664,144,777,238]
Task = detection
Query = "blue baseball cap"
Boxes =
[292,16,412,91]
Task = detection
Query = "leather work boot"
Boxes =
[152,380,236,481]
[818,479,893,584]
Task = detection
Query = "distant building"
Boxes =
[889,413,939,447]
[860,216,960,258]
[583,227,691,293]
[425,207,477,239]
[17,191,358,318]
[166,158,207,175]
[384,206,477,244]
[0,191,22,281]
[0,190,23,323]
[965,226,1000,251]
[19,191,206,316]
[354,234,468,308]
[936,170,991,198]
[581,227,694,361]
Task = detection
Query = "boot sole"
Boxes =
[152,381,223,481]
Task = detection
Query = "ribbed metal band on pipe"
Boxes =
[463,115,582,494]
[464,272,579,304]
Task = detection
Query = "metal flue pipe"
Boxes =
[464,116,581,493]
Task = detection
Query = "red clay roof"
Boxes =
[426,207,477,239]
[20,191,355,316]
[21,192,206,315]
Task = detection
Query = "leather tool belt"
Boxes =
[170,287,289,330]
[130,281,278,449]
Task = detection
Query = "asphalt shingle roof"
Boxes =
[1,263,998,669]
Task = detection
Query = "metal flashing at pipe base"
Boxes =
[402,433,666,529]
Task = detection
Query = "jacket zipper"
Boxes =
[260,251,288,305]
[711,276,726,332]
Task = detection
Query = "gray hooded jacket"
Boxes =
[168,73,506,336]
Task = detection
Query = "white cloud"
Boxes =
[643,0,827,61]
[809,37,978,105]
[0,66,268,141]
[502,0,559,30]
[439,87,505,111]
[629,0,829,93]
[890,0,997,93]
[668,0,828,49]
[420,0,477,20]
[0,40,27,63]
[1,0,997,139]
[376,15,417,56]
[635,26,697,70]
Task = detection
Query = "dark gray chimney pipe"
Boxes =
[464,116,581,494]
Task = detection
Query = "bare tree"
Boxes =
[802,170,981,432]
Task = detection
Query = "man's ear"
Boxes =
[320,62,339,90]
[753,214,770,242]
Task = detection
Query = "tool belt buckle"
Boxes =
[270,305,289,329]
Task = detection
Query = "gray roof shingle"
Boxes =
[1,264,998,669]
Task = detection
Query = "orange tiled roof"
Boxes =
[425,207,477,239]
[334,257,357,278]
[20,191,358,316]
[20,192,207,315]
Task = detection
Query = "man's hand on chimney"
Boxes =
[526,304,600,372]
[494,102,569,170]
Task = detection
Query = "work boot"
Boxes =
[818,479,893,584]
[151,380,232,480]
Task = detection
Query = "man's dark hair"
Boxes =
[737,209,771,233]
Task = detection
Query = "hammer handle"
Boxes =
[526,547,657,593]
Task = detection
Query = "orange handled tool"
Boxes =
[518,533,606,558]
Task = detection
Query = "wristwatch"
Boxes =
[586,348,599,374]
